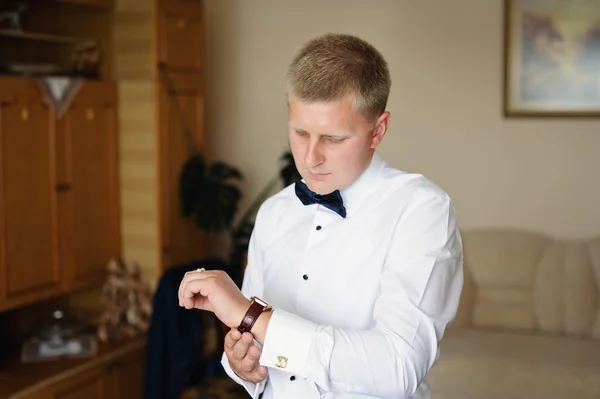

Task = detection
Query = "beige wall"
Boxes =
[203,0,600,240]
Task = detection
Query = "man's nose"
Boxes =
[304,140,324,168]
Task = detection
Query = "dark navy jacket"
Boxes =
[142,258,231,399]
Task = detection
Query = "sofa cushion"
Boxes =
[426,329,600,398]
[458,230,600,339]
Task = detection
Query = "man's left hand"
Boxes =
[178,269,250,329]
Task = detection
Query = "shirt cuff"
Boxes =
[259,308,319,375]
[220,351,267,397]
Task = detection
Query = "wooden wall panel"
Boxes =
[113,0,159,286]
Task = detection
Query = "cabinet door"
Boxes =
[57,81,120,290]
[158,69,208,269]
[0,76,62,310]
[158,9,203,70]
[107,346,145,399]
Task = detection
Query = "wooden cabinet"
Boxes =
[5,339,145,399]
[38,348,145,399]
[0,76,120,311]
[0,0,207,302]
[45,366,108,399]
[0,76,63,310]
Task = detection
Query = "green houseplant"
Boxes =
[179,150,300,282]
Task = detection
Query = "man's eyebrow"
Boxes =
[289,124,351,136]
[289,125,314,135]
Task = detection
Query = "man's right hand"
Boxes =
[224,328,268,383]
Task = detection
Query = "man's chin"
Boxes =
[305,180,334,195]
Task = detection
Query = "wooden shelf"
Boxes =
[0,30,96,45]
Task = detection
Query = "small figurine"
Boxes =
[71,42,101,78]
[97,259,153,342]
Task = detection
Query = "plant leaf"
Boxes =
[179,153,206,217]
[178,152,243,232]
[208,162,243,182]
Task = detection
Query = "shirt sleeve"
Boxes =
[258,193,464,399]
[220,204,269,397]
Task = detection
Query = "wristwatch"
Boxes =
[238,296,272,333]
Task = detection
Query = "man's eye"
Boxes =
[326,136,345,143]
[295,130,308,137]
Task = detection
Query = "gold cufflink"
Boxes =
[275,356,288,368]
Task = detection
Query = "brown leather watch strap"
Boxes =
[238,296,271,333]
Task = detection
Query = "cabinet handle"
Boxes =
[21,107,29,121]
[86,108,95,121]
[55,183,72,192]
[177,19,186,29]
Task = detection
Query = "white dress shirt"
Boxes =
[221,152,463,399]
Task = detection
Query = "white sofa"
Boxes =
[425,229,600,399]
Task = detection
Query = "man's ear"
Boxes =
[370,111,390,148]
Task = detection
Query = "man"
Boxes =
[178,33,463,399]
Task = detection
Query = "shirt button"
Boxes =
[302,274,308,280]
[316,225,322,231]
[290,376,296,381]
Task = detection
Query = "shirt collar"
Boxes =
[339,151,384,218]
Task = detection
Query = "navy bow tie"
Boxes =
[295,181,347,218]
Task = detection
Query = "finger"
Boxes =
[181,280,202,310]
[224,329,241,352]
[178,270,204,306]
[181,279,212,309]
[240,344,261,372]
[178,270,200,306]
[178,269,215,306]
[249,365,268,383]
[191,295,213,312]
[231,332,253,360]
[232,332,253,360]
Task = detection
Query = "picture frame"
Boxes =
[503,0,600,117]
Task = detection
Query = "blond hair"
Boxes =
[286,33,391,120]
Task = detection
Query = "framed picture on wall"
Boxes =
[503,0,600,117]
